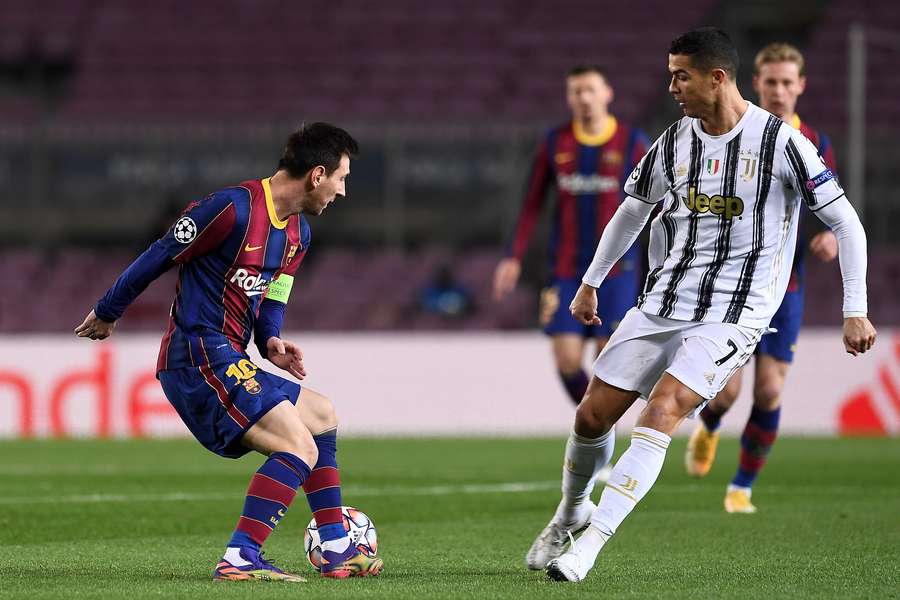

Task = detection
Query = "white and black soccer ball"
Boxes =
[173,216,197,243]
[304,506,378,571]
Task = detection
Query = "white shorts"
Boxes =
[593,308,765,415]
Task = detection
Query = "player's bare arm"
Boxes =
[265,336,307,380]
[809,230,838,262]
[492,257,522,301]
[74,309,116,340]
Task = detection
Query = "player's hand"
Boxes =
[266,336,307,379]
[492,258,521,301]
[809,230,838,262]
[569,283,601,326]
[74,310,116,340]
[842,317,876,356]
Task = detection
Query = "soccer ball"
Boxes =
[304,506,378,571]
[173,216,197,243]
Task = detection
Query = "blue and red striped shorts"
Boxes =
[159,353,301,459]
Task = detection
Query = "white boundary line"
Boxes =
[0,481,560,505]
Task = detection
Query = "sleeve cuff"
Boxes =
[843,311,867,318]
[94,303,118,323]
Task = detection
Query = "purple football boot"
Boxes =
[213,547,306,582]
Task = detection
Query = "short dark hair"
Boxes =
[277,122,359,177]
[566,64,608,81]
[669,27,739,78]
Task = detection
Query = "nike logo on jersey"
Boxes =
[244,244,264,252]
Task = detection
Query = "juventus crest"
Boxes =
[740,149,758,182]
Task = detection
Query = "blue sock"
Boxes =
[560,369,589,405]
[700,404,725,432]
[302,430,347,543]
[732,406,781,489]
[228,451,310,551]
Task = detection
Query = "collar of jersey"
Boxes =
[262,177,288,230]
[790,113,802,130]
[572,116,617,146]
[690,101,755,146]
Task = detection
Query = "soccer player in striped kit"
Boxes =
[75,123,382,582]
[527,28,875,582]
[685,43,842,513]
[494,65,648,407]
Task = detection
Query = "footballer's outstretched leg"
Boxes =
[527,377,636,570]
[548,374,692,582]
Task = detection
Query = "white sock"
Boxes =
[553,428,615,525]
[727,484,752,497]
[321,536,352,553]
[572,524,610,562]
[224,547,252,565]
[587,427,671,556]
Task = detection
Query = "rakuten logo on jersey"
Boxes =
[230,268,269,297]
[557,174,619,194]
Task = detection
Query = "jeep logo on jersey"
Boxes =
[230,268,269,297]
[681,187,744,220]
[558,174,619,194]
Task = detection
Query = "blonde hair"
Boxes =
[754,43,805,75]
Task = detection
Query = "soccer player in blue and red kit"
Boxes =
[75,123,383,581]
[685,43,840,513]
[493,65,648,406]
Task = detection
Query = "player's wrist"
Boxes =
[93,304,118,324]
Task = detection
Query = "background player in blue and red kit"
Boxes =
[493,64,648,406]
[685,43,840,513]
[75,123,383,581]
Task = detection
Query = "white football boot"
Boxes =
[546,544,590,582]
[525,500,596,570]
[546,524,608,582]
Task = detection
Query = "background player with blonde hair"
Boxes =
[685,43,842,514]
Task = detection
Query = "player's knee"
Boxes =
[318,396,339,430]
[753,380,783,410]
[310,393,338,430]
[575,399,614,436]
[286,435,318,468]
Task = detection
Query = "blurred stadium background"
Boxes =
[0,0,898,435]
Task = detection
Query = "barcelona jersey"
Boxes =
[95,178,310,372]
[789,114,836,291]
[507,117,648,279]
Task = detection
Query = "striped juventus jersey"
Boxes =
[625,102,844,328]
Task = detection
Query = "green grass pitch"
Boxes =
[1,437,897,599]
